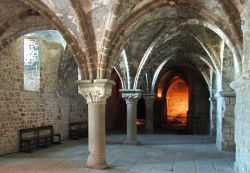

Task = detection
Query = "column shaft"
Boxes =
[144,95,155,133]
[87,103,106,169]
[231,76,250,173]
[77,79,114,169]
[126,100,138,143]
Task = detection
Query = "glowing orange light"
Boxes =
[166,78,189,125]
[157,87,163,98]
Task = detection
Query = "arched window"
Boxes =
[23,38,40,92]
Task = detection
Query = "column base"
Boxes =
[124,139,141,145]
[86,154,108,170]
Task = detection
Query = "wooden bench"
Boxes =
[19,125,61,153]
[69,121,88,139]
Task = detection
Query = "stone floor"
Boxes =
[0,135,235,173]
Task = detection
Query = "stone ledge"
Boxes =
[214,90,236,98]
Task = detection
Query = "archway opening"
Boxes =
[166,76,189,128]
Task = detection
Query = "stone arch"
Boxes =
[151,53,215,93]
[104,1,242,80]
[180,20,242,77]
[111,20,239,91]
[114,22,222,91]
[0,9,44,50]
[20,0,90,79]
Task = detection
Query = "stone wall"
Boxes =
[0,37,86,155]
[215,93,235,151]
[222,95,235,151]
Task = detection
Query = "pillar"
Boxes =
[231,1,250,173]
[143,94,155,133]
[121,89,141,145]
[209,96,216,136]
[77,79,115,169]
[231,77,250,173]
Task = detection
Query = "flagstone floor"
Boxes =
[0,135,235,173]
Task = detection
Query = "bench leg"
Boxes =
[53,135,61,144]
[58,135,61,144]
[28,145,32,153]
[27,142,32,153]
[44,138,48,147]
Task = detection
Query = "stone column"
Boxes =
[214,91,235,151]
[232,2,250,173]
[143,94,155,133]
[121,89,141,145]
[209,96,216,136]
[231,76,250,173]
[77,79,115,169]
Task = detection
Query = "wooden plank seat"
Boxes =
[19,125,61,153]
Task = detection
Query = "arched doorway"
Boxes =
[166,76,189,130]
[155,67,210,135]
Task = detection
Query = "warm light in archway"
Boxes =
[157,87,163,98]
[166,78,189,125]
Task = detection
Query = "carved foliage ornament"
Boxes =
[121,90,142,103]
[79,86,112,103]
[122,93,141,99]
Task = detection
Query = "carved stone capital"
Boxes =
[143,94,155,103]
[76,79,115,104]
[230,74,250,91]
[120,89,142,104]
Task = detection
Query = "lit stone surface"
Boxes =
[0,135,235,173]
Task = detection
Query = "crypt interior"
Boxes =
[0,0,249,173]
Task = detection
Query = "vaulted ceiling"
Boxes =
[0,0,244,92]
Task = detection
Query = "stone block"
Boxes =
[223,128,231,134]
[223,134,233,141]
